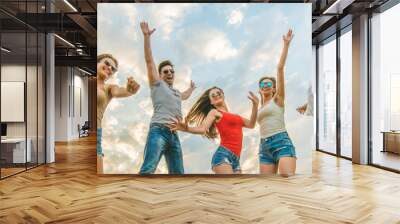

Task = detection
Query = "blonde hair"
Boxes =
[97,53,118,68]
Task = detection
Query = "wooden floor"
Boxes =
[0,135,400,223]
[1,167,26,178]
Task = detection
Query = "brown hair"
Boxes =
[97,54,118,68]
[185,86,223,139]
[158,60,174,74]
[259,76,276,105]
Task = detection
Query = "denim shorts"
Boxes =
[211,146,241,172]
[97,128,103,156]
[259,131,296,165]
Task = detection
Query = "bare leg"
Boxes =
[278,157,296,177]
[97,155,104,174]
[212,163,234,174]
[233,170,242,174]
[260,164,278,175]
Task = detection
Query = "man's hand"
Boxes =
[126,77,140,94]
[140,21,155,36]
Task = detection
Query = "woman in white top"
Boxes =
[257,29,296,177]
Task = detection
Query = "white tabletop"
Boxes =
[1,138,28,143]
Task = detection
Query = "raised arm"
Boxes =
[168,109,219,135]
[296,103,308,115]
[181,80,196,101]
[275,29,294,105]
[140,22,159,86]
[110,77,140,98]
[242,92,259,129]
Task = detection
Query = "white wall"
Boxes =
[54,67,89,141]
[55,67,69,141]
[69,72,89,139]
[1,65,38,138]
[1,64,46,164]
[1,65,26,139]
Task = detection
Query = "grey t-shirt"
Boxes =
[150,80,182,124]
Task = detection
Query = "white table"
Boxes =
[1,138,31,163]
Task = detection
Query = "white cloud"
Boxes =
[273,10,289,27]
[138,99,153,117]
[240,134,259,173]
[103,141,140,174]
[174,65,192,91]
[156,163,168,174]
[104,56,147,88]
[149,3,197,40]
[107,99,122,111]
[183,28,238,62]
[98,3,139,49]
[106,77,120,85]
[249,41,281,72]
[119,4,139,23]
[103,116,118,128]
[97,8,112,26]
[120,4,139,42]
[286,116,314,173]
[128,122,149,147]
[227,9,244,26]
[241,157,258,174]
[118,62,147,86]
[98,4,145,83]
[286,72,308,90]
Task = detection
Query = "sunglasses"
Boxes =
[162,69,175,75]
[259,81,273,88]
[210,91,223,98]
[104,60,118,73]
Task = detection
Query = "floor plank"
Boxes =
[0,135,399,223]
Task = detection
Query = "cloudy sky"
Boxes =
[98,3,313,174]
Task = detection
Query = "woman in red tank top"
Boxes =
[168,87,259,174]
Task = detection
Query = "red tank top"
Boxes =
[215,110,244,157]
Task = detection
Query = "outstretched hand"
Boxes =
[126,76,140,94]
[296,104,307,115]
[283,29,294,45]
[189,80,196,90]
[248,91,259,106]
[167,117,188,132]
[140,21,156,36]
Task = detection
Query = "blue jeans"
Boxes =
[259,131,296,165]
[211,146,241,172]
[139,123,184,174]
[97,128,103,156]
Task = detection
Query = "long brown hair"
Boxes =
[259,76,276,105]
[185,86,223,139]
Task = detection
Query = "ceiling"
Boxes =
[0,0,395,73]
[311,0,391,44]
[0,0,97,73]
